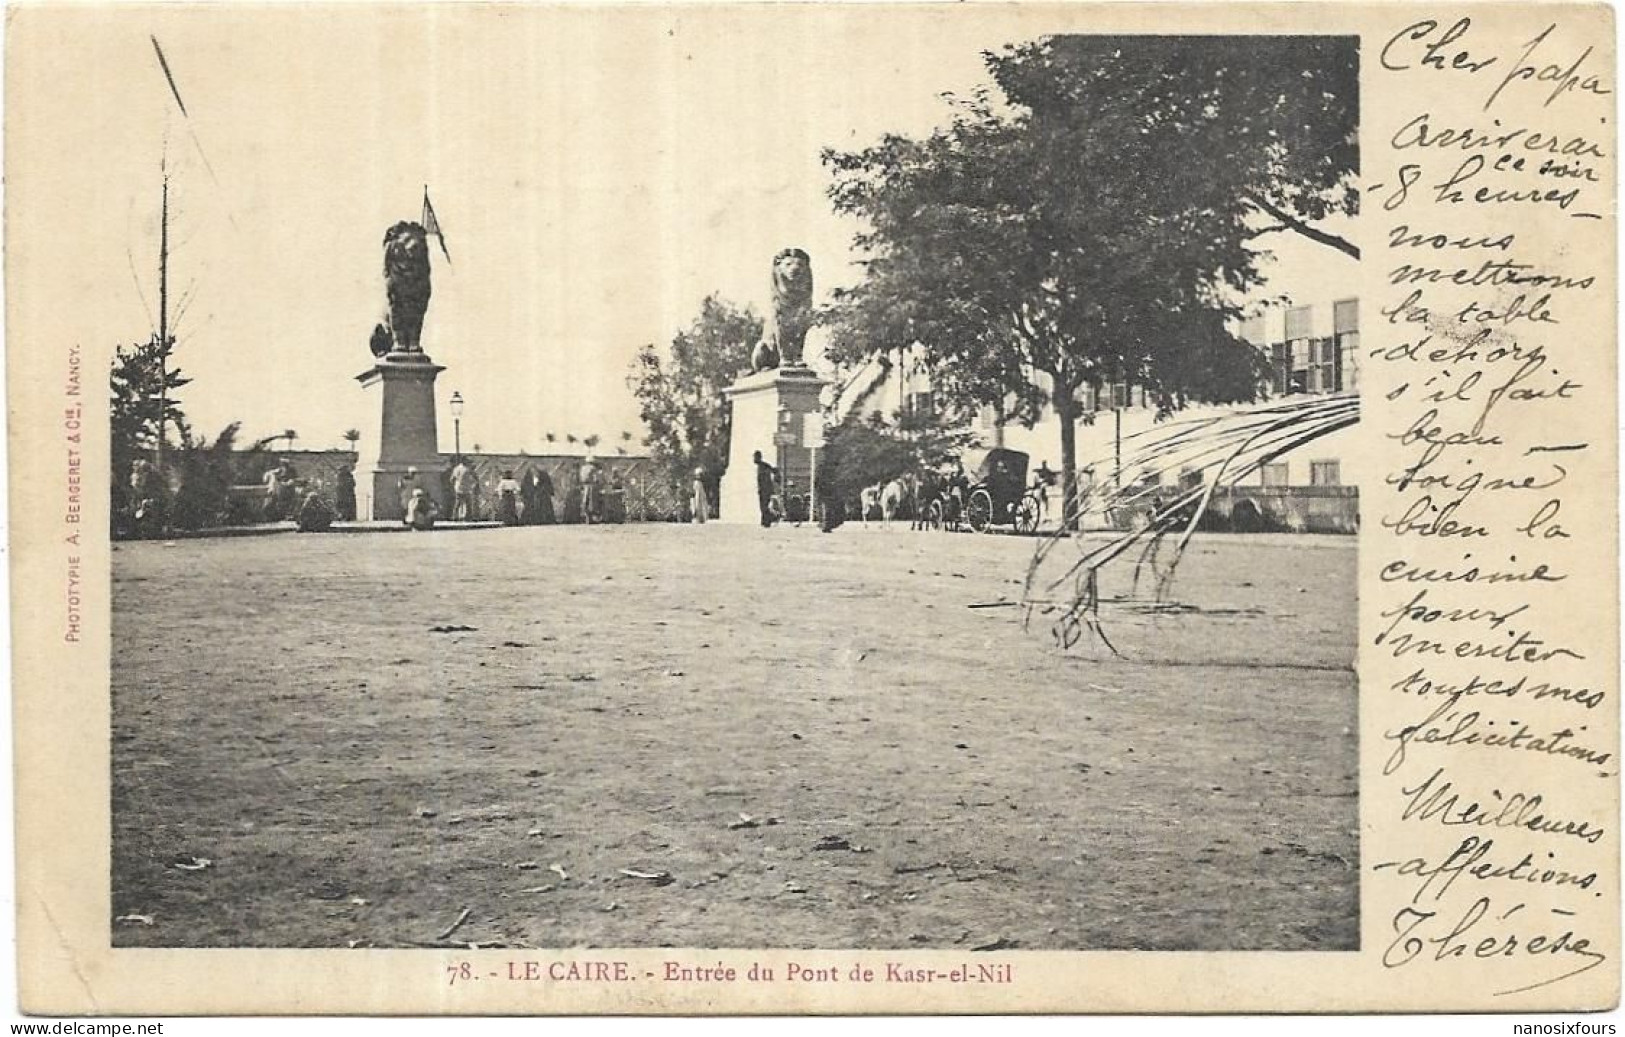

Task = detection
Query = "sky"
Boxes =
[9,5,1357,455]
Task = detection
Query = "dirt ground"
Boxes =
[111,523,1357,951]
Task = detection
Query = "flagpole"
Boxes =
[156,138,170,475]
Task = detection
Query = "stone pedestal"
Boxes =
[719,365,828,524]
[356,352,447,521]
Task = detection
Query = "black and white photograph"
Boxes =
[60,13,1365,956]
[52,13,1369,961]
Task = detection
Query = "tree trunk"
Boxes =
[1055,383,1079,532]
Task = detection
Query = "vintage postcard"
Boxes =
[6,0,1617,1016]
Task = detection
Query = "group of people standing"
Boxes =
[260,458,302,521]
[265,457,354,532]
[396,459,563,531]
[682,448,829,530]
[117,452,620,536]
[680,451,777,527]
[119,446,858,535]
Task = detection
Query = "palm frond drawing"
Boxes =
[1022,393,1358,654]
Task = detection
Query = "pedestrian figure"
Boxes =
[948,459,970,506]
[520,469,540,525]
[691,467,709,524]
[262,460,295,521]
[129,458,164,534]
[496,470,522,526]
[534,466,557,524]
[816,450,843,533]
[606,468,626,523]
[404,488,439,530]
[451,457,479,521]
[335,464,357,522]
[579,455,602,524]
[397,467,420,515]
[439,462,456,519]
[296,491,335,532]
[753,450,778,528]
[275,458,299,517]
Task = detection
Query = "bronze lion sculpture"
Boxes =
[751,248,813,373]
[371,221,433,356]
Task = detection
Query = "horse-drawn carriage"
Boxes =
[924,447,1048,534]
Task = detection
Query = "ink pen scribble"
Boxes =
[1526,443,1588,454]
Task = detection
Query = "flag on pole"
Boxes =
[422,188,451,264]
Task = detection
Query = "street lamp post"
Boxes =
[449,391,465,459]
[775,405,790,519]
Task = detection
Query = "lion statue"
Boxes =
[372,221,433,356]
[750,247,814,373]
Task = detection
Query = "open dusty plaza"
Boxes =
[112,524,1357,950]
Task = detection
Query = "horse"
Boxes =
[859,476,912,528]
[859,484,882,527]
[879,477,907,527]
[903,470,939,530]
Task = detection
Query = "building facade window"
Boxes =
[1338,331,1360,390]
[906,391,936,417]
[1271,342,1292,396]
[1284,305,1314,341]
[1284,306,1313,395]
[1309,337,1342,392]
[1261,462,1290,487]
[1334,298,1360,392]
[1310,460,1341,486]
[1288,340,1312,394]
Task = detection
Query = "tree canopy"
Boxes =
[627,294,762,491]
[991,36,1358,259]
[823,34,1356,525]
[110,336,189,474]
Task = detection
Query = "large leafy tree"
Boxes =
[994,36,1359,259]
[627,294,763,496]
[110,337,189,480]
[825,35,1355,527]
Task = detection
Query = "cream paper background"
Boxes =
[6,1,1617,1015]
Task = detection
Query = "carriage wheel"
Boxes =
[1014,493,1041,535]
[967,489,994,533]
[927,500,945,531]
